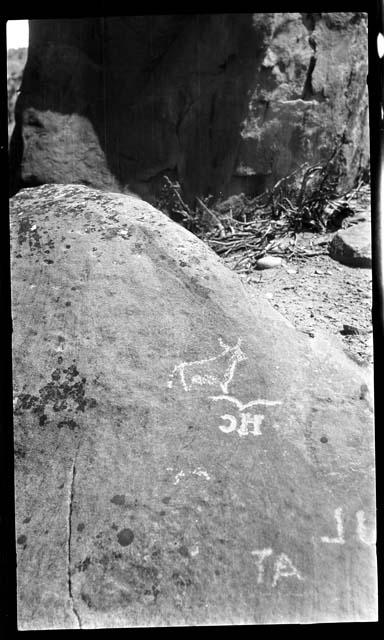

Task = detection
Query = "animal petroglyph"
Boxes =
[167,337,247,394]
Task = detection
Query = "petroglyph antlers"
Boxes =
[167,337,247,394]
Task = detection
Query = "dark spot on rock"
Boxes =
[81,592,93,608]
[76,556,91,572]
[162,496,171,505]
[58,483,64,489]
[188,423,194,430]
[178,545,189,558]
[172,571,192,588]
[53,400,68,411]
[71,286,77,291]
[159,510,166,516]
[57,419,78,430]
[22,517,31,524]
[360,383,369,400]
[111,523,118,530]
[16,253,22,258]
[99,554,109,569]
[44,259,54,264]
[17,534,27,545]
[117,528,134,547]
[57,356,63,364]
[77,523,85,532]
[152,585,160,600]
[39,414,47,426]
[179,261,187,267]
[320,436,328,443]
[14,393,39,413]
[51,368,61,381]
[15,444,26,459]
[65,301,71,307]
[215,569,220,575]
[65,244,71,248]
[111,494,126,506]
[64,364,79,378]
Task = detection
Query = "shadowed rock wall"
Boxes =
[9,13,369,201]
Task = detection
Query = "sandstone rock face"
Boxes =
[329,222,372,267]
[11,185,376,629]
[10,13,368,201]
[235,12,369,196]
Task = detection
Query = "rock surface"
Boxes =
[7,47,28,142]
[329,222,372,267]
[10,13,369,200]
[10,184,376,629]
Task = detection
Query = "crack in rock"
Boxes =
[68,458,82,629]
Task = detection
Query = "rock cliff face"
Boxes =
[11,184,376,628]
[10,13,369,201]
[7,47,28,142]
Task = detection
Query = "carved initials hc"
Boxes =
[218,412,265,437]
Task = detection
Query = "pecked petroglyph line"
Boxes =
[209,395,282,410]
[167,337,247,394]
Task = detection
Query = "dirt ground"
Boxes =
[223,185,373,368]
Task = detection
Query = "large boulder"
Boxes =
[329,221,372,267]
[9,13,369,201]
[11,184,376,629]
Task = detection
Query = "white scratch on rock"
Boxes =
[209,395,282,411]
[356,510,376,545]
[272,553,304,587]
[190,544,199,557]
[173,470,186,485]
[321,507,345,544]
[237,412,264,437]
[251,548,273,584]
[192,467,211,480]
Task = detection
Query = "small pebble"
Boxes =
[256,256,282,270]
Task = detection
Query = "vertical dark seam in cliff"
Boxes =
[68,457,82,628]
